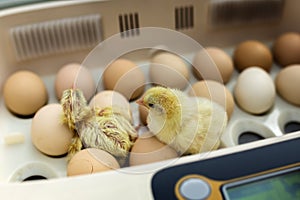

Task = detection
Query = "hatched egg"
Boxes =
[273,32,300,67]
[233,40,273,72]
[67,148,120,176]
[31,104,73,156]
[103,59,145,100]
[150,51,190,90]
[276,64,300,106]
[3,70,48,116]
[129,132,178,166]
[89,90,132,121]
[234,67,275,114]
[193,47,234,84]
[189,80,235,119]
[55,63,95,100]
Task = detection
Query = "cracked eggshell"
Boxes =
[67,148,120,176]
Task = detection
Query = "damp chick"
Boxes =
[61,89,137,165]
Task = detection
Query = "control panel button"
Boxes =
[179,178,211,200]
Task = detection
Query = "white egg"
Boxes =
[234,67,275,114]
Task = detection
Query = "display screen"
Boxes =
[222,167,300,200]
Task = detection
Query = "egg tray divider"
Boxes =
[0,41,300,183]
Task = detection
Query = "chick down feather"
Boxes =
[138,86,227,155]
[61,89,137,165]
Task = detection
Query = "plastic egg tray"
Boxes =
[0,0,299,199]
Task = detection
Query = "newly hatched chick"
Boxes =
[137,86,227,155]
[61,89,137,165]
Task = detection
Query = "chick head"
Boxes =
[137,86,180,118]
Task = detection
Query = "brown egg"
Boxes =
[233,40,273,72]
[103,59,145,100]
[276,64,300,106]
[273,32,300,67]
[89,90,132,122]
[189,80,235,119]
[67,148,120,176]
[193,47,234,84]
[3,70,48,116]
[31,104,73,156]
[129,132,178,166]
[150,51,190,90]
[55,63,95,100]
[138,105,149,125]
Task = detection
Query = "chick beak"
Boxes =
[136,99,144,106]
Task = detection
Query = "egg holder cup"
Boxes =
[220,53,300,147]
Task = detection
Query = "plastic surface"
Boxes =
[0,0,299,199]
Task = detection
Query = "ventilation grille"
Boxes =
[118,13,140,38]
[175,5,194,30]
[10,14,102,61]
[209,0,284,27]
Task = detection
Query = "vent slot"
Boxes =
[118,13,140,38]
[10,14,102,61]
[175,5,194,30]
[209,0,284,27]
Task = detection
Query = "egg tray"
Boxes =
[0,0,299,188]
[220,48,300,147]
[0,37,299,183]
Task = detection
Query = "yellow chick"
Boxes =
[137,86,227,155]
[61,89,137,165]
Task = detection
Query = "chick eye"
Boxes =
[148,103,154,108]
